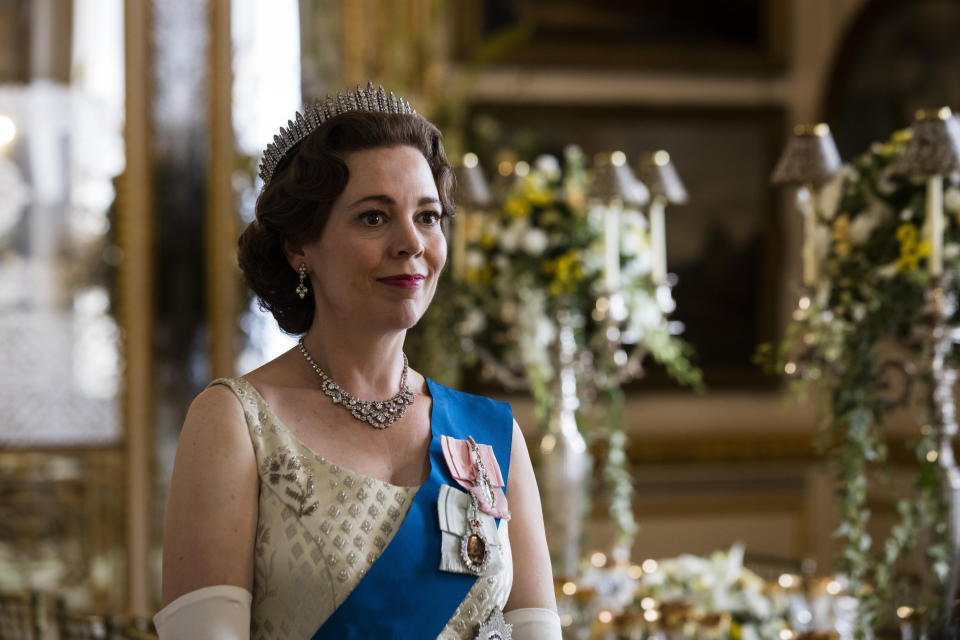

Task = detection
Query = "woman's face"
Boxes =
[297,145,447,333]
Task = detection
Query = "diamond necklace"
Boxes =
[297,338,416,429]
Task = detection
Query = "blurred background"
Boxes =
[1,0,958,631]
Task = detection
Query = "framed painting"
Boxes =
[455,0,789,71]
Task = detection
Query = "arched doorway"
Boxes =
[824,0,960,158]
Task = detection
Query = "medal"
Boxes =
[460,492,490,574]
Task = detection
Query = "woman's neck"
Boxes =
[298,320,409,401]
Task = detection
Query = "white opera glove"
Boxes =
[504,608,562,640]
[153,585,251,640]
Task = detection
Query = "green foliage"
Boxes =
[758,130,960,634]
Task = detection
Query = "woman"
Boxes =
[155,84,561,639]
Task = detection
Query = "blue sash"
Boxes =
[311,379,514,640]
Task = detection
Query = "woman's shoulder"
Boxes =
[181,383,251,449]
[232,348,305,403]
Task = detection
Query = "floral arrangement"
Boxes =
[554,547,796,640]
[758,129,959,632]
[634,548,790,640]
[445,146,701,545]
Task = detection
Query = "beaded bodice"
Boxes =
[212,377,513,640]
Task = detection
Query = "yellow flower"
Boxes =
[895,224,930,272]
[896,223,918,244]
[891,128,913,143]
[465,265,493,285]
[833,214,852,257]
[480,234,496,250]
[730,621,742,640]
[876,143,896,157]
[543,249,585,296]
[522,178,553,207]
[505,194,531,219]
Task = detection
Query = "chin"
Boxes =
[385,301,428,332]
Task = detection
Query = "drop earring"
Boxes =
[296,263,308,299]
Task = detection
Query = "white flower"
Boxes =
[848,201,891,245]
[875,165,898,195]
[876,262,899,278]
[946,243,960,260]
[521,228,548,255]
[587,204,607,233]
[458,309,486,335]
[534,316,555,347]
[656,285,676,313]
[499,219,528,252]
[946,187,960,212]
[465,250,485,270]
[534,154,560,179]
[848,214,877,246]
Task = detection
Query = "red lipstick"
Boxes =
[377,274,425,289]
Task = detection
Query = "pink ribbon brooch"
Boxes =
[440,434,511,520]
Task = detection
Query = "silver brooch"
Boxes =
[475,608,512,640]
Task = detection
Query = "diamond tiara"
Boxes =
[258,82,417,186]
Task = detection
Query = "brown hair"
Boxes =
[237,111,455,335]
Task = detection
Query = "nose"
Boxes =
[392,216,424,257]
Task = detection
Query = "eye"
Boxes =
[419,210,443,225]
[358,210,386,226]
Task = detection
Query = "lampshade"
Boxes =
[637,150,688,204]
[587,151,649,205]
[453,153,493,209]
[894,107,960,176]
[770,123,842,186]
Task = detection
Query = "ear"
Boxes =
[283,239,307,273]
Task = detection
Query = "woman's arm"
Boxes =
[160,384,260,606]
[503,419,557,612]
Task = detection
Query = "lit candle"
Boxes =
[799,186,818,287]
[604,202,621,291]
[927,174,944,276]
[0,114,15,156]
[649,196,667,284]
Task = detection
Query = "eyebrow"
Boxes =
[348,194,441,207]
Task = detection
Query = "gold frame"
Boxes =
[120,0,154,615]
[454,0,790,71]
[207,0,239,380]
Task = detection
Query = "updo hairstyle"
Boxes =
[238,111,455,335]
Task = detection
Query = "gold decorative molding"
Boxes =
[120,0,154,616]
[207,0,238,379]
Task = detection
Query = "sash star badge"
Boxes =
[475,608,512,640]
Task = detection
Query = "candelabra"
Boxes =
[451,148,690,576]
[771,109,960,635]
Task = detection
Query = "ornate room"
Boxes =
[1,0,959,638]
